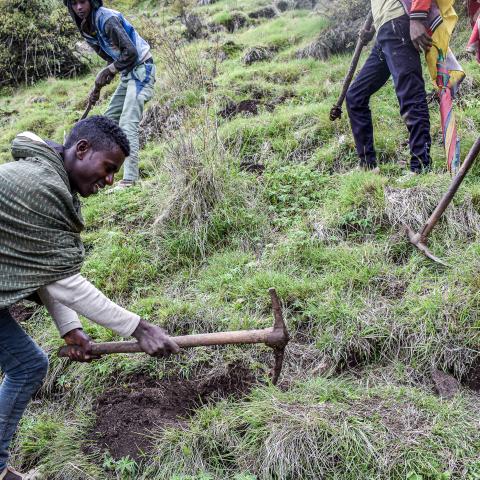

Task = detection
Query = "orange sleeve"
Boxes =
[410,0,431,19]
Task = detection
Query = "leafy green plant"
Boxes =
[0,0,87,87]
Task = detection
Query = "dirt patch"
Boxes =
[432,369,460,399]
[464,358,480,391]
[218,99,261,119]
[248,6,277,19]
[139,101,185,148]
[243,46,276,65]
[9,301,38,323]
[223,13,248,33]
[181,12,205,40]
[240,160,266,174]
[88,364,255,461]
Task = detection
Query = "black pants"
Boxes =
[346,15,431,172]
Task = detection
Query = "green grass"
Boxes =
[2,0,480,478]
[143,377,480,479]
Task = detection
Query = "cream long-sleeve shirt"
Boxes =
[37,273,140,337]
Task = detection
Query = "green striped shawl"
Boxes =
[0,133,85,309]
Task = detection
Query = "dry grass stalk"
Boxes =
[155,28,215,94]
[139,101,186,147]
[384,185,480,241]
[296,0,369,60]
[153,119,227,257]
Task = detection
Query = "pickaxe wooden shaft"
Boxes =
[406,136,480,265]
[59,328,283,354]
[58,288,289,384]
[330,11,373,121]
[80,83,101,121]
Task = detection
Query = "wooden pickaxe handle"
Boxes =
[79,81,104,121]
[57,289,289,384]
[330,11,374,121]
[406,136,480,266]
[58,327,280,356]
[419,136,480,239]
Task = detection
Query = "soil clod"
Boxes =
[218,99,260,119]
[432,369,460,399]
[464,358,480,392]
[248,6,277,19]
[243,46,275,65]
[9,301,38,323]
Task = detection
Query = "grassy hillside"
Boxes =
[1,0,480,478]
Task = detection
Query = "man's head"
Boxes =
[64,116,130,197]
[70,0,92,20]
[64,0,102,25]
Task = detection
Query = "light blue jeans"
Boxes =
[104,61,156,182]
[0,308,49,471]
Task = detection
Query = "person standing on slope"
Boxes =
[0,116,179,480]
[65,0,155,190]
[346,0,437,174]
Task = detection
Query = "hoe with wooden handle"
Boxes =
[405,136,480,266]
[59,288,290,385]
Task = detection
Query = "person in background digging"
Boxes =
[346,0,435,174]
[0,116,179,480]
[65,0,155,191]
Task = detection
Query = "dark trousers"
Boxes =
[346,15,431,172]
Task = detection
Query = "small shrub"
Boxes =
[0,0,87,87]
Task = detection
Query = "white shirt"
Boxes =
[38,274,140,337]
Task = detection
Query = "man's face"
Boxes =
[71,0,91,19]
[69,140,125,197]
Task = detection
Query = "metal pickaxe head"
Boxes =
[329,106,342,121]
[266,288,289,384]
[405,224,448,266]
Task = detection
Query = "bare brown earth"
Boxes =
[9,301,38,323]
[465,358,480,392]
[88,363,255,461]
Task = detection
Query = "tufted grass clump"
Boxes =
[143,377,480,479]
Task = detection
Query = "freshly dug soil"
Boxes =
[464,358,480,391]
[88,363,255,461]
[248,6,277,18]
[218,99,261,119]
[9,301,38,323]
[432,369,460,399]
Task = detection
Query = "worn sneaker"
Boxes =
[106,179,136,193]
[355,165,380,174]
[0,466,32,480]
[0,467,42,480]
[396,170,418,183]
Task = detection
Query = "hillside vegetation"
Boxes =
[1,0,480,478]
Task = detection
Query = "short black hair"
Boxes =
[65,115,130,157]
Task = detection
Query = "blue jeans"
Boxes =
[346,15,431,172]
[0,309,49,471]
